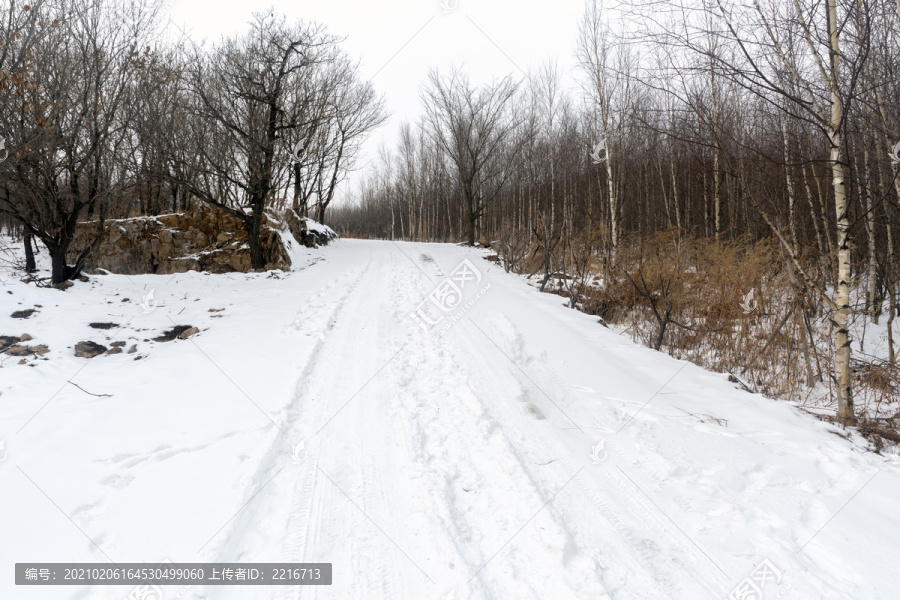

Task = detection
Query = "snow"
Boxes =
[1,237,899,599]
[301,218,335,238]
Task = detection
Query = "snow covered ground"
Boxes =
[1,237,899,599]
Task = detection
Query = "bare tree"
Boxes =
[422,67,521,246]
[0,0,162,283]
[309,57,386,224]
[177,11,338,268]
[577,0,629,259]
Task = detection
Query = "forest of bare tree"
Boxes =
[331,0,900,432]
[0,0,386,280]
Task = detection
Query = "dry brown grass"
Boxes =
[588,231,822,399]
[501,229,898,440]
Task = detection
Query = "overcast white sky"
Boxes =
[165,0,589,205]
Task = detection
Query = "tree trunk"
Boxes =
[246,212,266,270]
[801,164,826,262]
[606,142,618,259]
[828,0,854,424]
[831,156,854,424]
[292,163,304,214]
[466,188,477,245]
[50,244,69,285]
[24,233,36,273]
[670,152,681,232]
[654,303,672,350]
[861,143,879,323]
[711,56,721,240]
[887,213,896,365]
[781,108,798,251]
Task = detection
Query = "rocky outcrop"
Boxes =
[72,209,292,275]
[282,209,338,248]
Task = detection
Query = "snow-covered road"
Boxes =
[2,239,899,599]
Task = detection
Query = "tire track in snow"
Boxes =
[378,249,611,599]
[281,247,434,599]
[441,317,635,599]
[190,253,378,599]
[460,311,729,599]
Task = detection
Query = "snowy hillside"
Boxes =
[2,238,899,599]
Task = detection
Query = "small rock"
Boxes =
[0,336,19,351]
[74,341,107,358]
[110,341,126,347]
[19,333,33,341]
[52,281,74,290]
[89,322,118,330]
[77,275,89,282]
[106,346,123,355]
[127,344,137,354]
[134,355,142,361]
[18,358,26,365]
[154,325,194,342]
[11,309,36,319]
[32,345,50,356]
[5,345,33,356]
[121,298,130,302]
[179,326,200,340]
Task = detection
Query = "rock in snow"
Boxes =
[74,340,107,358]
